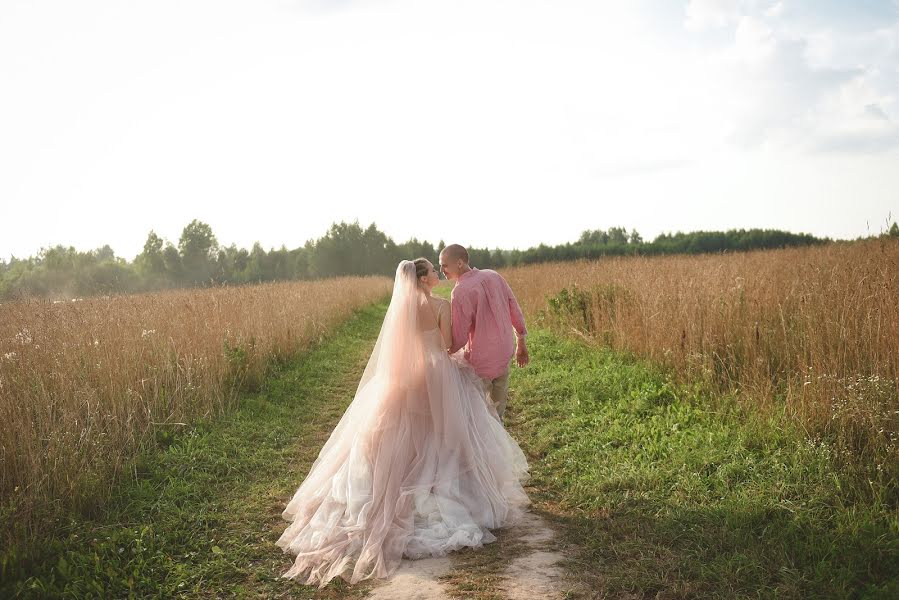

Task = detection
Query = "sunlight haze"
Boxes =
[2,0,898,261]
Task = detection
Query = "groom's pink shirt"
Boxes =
[449,268,527,380]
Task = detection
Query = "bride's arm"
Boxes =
[438,300,452,350]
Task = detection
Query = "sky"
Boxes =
[1,0,898,262]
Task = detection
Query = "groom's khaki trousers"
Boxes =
[481,370,511,423]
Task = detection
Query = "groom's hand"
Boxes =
[515,340,529,367]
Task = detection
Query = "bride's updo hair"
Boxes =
[413,258,431,284]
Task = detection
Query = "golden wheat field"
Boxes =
[502,238,899,480]
[0,276,391,545]
[3,241,897,550]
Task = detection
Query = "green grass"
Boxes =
[2,301,390,599]
[506,329,899,599]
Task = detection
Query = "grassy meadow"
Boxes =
[508,329,898,598]
[0,277,391,555]
[502,237,899,498]
[1,301,391,599]
[2,240,898,598]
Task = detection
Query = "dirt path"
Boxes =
[366,556,454,600]
[499,510,568,600]
[365,507,571,600]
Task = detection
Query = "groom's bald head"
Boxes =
[440,244,469,264]
[438,244,471,281]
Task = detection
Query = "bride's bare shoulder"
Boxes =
[428,296,450,310]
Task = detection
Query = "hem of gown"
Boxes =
[276,500,529,588]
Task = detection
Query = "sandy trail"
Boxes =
[366,555,454,600]
[366,508,568,600]
[499,509,568,600]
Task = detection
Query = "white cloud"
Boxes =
[733,15,777,61]
[682,0,899,154]
[809,71,899,154]
[864,103,891,121]
[801,30,835,67]
[685,0,743,31]
[764,2,784,18]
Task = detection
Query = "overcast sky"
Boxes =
[2,0,898,262]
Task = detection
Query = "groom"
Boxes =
[439,244,529,423]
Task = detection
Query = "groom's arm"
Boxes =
[502,278,528,338]
[449,289,473,354]
[502,278,529,367]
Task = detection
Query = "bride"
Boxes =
[276,258,531,587]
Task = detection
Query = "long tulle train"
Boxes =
[276,328,530,588]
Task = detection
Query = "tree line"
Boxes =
[2,219,895,301]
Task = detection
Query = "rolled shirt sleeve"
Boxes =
[503,278,527,338]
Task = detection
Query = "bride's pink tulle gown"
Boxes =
[275,261,530,588]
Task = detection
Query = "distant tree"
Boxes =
[361,223,395,273]
[310,222,362,277]
[85,256,133,294]
[468,247,492,268]
[92,244,116,262]
[136,230,166,277]
[607,227,628,245]
[162,242,183,284]
[178,220,218,260]
[38,245,75,272]
[309,221,403,277]
[0,218,836,302]
[579,229,609,245]
[269,245,292,280]
[889,222,899,238]
[178,219,219,285]
[230,245,250,278]
[288,246,310,280]
[245,242,268,283]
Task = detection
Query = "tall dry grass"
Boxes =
[0,276,391,547]
[502,238,899,492]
